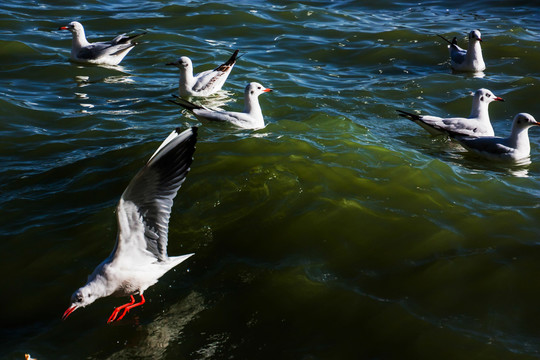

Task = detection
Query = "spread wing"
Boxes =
[113,127,197,262]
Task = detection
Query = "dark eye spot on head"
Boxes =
[480,96,484,101]
[250,91,254,95]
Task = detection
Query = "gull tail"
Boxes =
[168,95,204,112]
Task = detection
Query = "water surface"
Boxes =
[1,1,540,359]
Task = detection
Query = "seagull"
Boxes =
[58,21,146,66]
[440,113,539,162]
[62,127,197,323]
[438,30,485,72]
[169,82,272,130]
[167,50,241,97]
[397,88,504,137]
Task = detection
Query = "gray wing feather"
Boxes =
[450,48,467,64]
[119,127,197,261]
[456,137,511,155]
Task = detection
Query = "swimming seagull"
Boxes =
[440,113,539,162]
[438,30,485,72]
[167,50,241,97]
[62,127,197,323]
[58,21,146,66]
[397,88,504,137]
[169,82,272,130]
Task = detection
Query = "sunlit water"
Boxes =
[1,1,540,359]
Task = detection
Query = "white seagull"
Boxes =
[62,127,197,323]
[169,82,272,130]
[59,21,146,66]
[397,88,504,137]
[441,113,539,162]
[438,30,485,72]
[167,50,241,97]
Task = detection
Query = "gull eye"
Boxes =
[486,93,491,98]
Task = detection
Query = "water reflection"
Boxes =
[105,291,206,359]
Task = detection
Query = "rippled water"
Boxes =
[1,1,540,359]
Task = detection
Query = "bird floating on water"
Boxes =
[169,82,272,130]
[397,88,504,137]
[438,113,539,162]
[62,127,197,323]
[167,50,241,97]
[438,30,485,72]
[58,21,146,66]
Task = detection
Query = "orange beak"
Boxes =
[263,88,272,92]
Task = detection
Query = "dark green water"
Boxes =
[1,1,540,359]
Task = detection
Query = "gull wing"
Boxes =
[113,127,197,262]
[192,50,239,93]
[455,136,512,156]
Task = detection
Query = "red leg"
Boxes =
[114,294,146,322]
[107,295,135,323]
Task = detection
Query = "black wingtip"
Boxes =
[396,109,420,121]
[223,49,240,66]
[168,95,202,112]
[437,34,453,45]
[175,126,198,136]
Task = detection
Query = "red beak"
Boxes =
[58,26,69,30]
[494,96,504,102]
[263,88,272,92]
[62,305,77,320]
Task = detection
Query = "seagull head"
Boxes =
[474,88,504,104]
[62,285,98,320]
[513,113,539,130]
[166,56,193,71]
[58,21,84,34]
[469,29,482,42]
[245,82,272,98]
